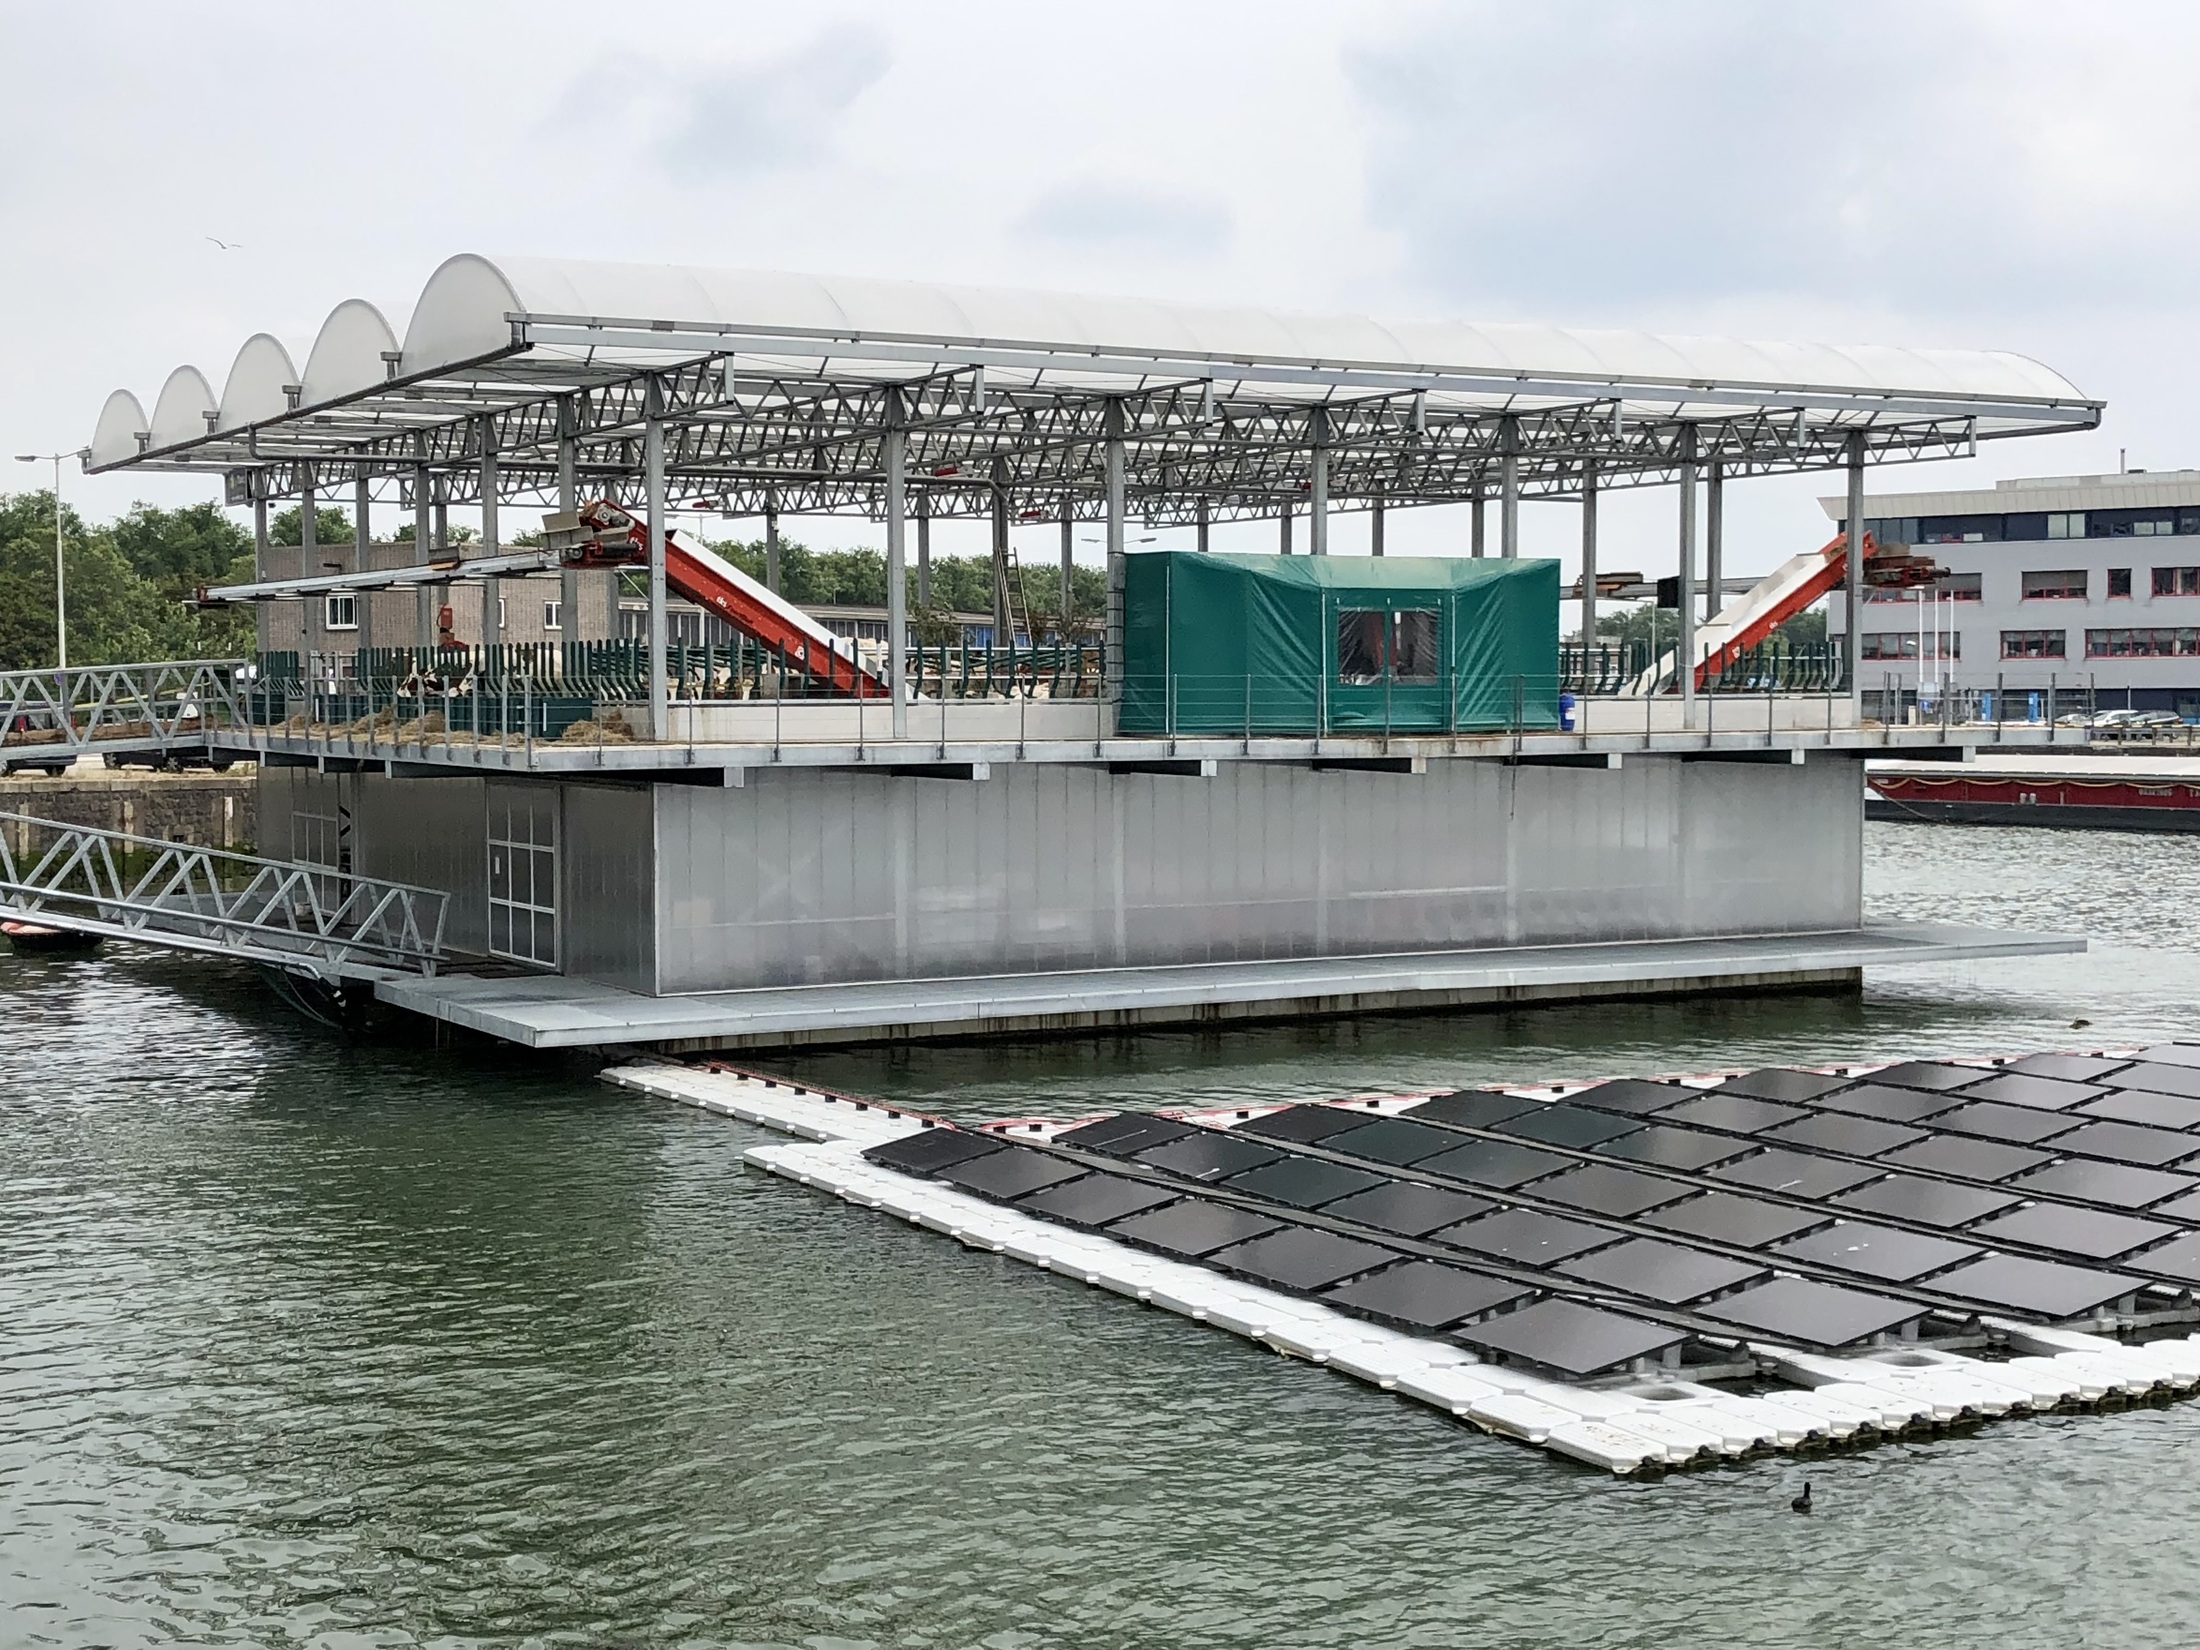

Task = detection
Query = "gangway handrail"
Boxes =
[0,811,447,979]
[0,657,250,757]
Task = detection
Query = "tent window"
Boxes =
[1337,610,1387,682]
[1392,610,1438,680]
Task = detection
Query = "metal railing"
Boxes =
[0,658,249,761]
[0,812,447,979]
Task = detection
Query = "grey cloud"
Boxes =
[1016,180,1231,254]
[650,25,893,181]
[1346,0,2199,322]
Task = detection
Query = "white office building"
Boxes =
[1824,469,2200,720]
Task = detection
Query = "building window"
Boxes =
[2020,569,2087,600]
[543,600,562,632]
[2046,513,2086,539]
[1862,632,1960,660]
[1861,571,1981,606]
[2001,629,2067,659]
[2135,517,2177,536]
[2153,567,2200,597]
[487,791,559,968]
[324,593,358,630]
[2109,568,2133,598]
[2087,628,2200,658]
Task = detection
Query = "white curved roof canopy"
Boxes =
[91,389,150,469]
[89,253,2100,524]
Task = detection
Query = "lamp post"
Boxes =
[15,452,69,669]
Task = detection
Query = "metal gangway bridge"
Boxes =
[0,657,248,774]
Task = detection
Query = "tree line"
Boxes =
[0,491,1110,673]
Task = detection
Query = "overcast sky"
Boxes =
[4,0,2193,578]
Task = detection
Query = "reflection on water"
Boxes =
[3,822,2198,1648]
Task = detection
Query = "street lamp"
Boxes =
[14,452,69,670]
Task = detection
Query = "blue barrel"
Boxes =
[1558,691,1577,732]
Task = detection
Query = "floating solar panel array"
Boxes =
[864,1043,2200,1382]
[602,1051,2200,1473]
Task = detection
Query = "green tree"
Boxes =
[270,504,354,547]
[0,491,181,671]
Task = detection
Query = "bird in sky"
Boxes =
[206,236,242,250]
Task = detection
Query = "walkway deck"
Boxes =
[379,923,2083,1051]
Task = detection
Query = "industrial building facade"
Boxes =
[1826,470,2200,716]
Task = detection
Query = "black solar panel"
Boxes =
[1595,1125,1752,1172]
[1414,1138,1573,1189]
[1235,1104,1374,1145]
[1698,1277,1922,1348]
[1811,1083,1970,1124]
[2080,1088,2200,1131]
[1016,1172,1181,1228]
[1833,1174,2022,1228]
[1968,1204,2175,1261]
[1133,1131,1284,1181]
[864,1127,1009,1176]
[1643,1191,1831,1248]
[2050,1120,2200,1167]
[1565,1078,1697,1117]
[1406,1091,1540,1130]
[1109,1199,1283,1258]
[1452,1299,1687,1378]
[1871,1060,1994,1092]
[1710,1149,1884,1200]
[2010,1052,2135,1084]
[1532,1163,1694,1218]
[1932,1101,2085,1145]
[2108,1062,2200,1101]
[1210,1226,1399,1292]
[1557,1237,1767,1304]
[1323,1261,1534,1330]
[939,1147,1089,1202]
[1773,1221,1982,1283]
[1048,1113,1198,1155]
[1953,1072,2108,1112]
[1929,1254,2135,1318]
[1436,1208,1623,1265]
[2149,1188,2200,1222]
[2125,1233,2200,1284]
[1715,1068,1852,1104]
[2010,1160,2195,1209]
[1658,1092,1813,1134]
[1321,1118,1464,1166]
[2136,1044,2200,1071]
[1321,1180,1494,1237]
[1491,1104,1643,1149]
[1222,1156,1391,1210]
[1762,1112,1928,1158]
[1881,1135,2054,1183]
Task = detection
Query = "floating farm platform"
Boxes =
[603,1047,2200,1474]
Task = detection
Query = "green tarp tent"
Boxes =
[1119,552,1560,735]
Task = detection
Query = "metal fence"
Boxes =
[0,658,249,763]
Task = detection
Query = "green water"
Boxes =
[6,822,2200,1648]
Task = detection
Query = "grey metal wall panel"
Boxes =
[562,782,655,992]
[351,775,490,955]
[650,756,1867,995]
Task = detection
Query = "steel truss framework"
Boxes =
[96,322,2100,530]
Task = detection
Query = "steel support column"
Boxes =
[884,409,909,740]
[990,466,1010,638]
[1195,495,1210,554]
[1677,426,1699,727]
[1471,489,1486,558]
[300,465,319,666]
[557,399,581,645]
[644,383,668,742]
[353,475,372,652]
[1059,511,1073,633]
[1104,400,1126,701]
[1500,415,1520,559]
[479,424,501,652]
[1371,492,1385,557]
[1845,431,1866,710]
[413,464,434,650]
[1580,463,1598,658]
[1279,501,1293,555]
[1705,461,1725,623]
[1309,408,1329,557]
[766,487,783,595]
[252,490,270,657]
[913,490,928,609]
